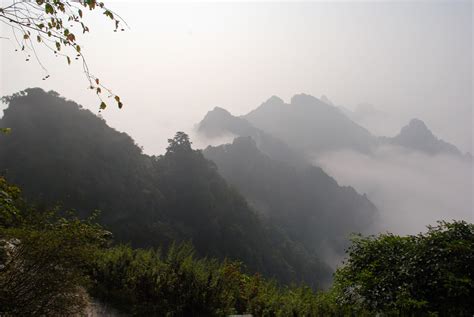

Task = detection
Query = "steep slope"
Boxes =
[199,94,468,159]
[243,94,376,155]
[204,136,378,262]
[382,118,465,156]
[0,88,331,287]
[197,106,303,164]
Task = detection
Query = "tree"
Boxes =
[334,221,474,316]
[0,176,110,315]
[0,0,126,110]
[166,131,193,155]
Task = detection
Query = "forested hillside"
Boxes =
[2,174,472,316]
[0,88,331,287]
[204,137,378,261]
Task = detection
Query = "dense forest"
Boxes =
[0,88,331,287]
[1,89,473,316]
[204,136,377,261]
[1,174,472,316]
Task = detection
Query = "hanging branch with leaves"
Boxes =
[0,0,127,110]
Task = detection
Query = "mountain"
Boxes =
[243,94,376,156]
[383,118,465,156]
[0,88,331,287]
[199,94,468,159]
[197,106,303,164]
[204,137,378,263]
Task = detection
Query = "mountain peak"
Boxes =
[253,95,285,112]
[197,106,238,138]
[399,118,434,139]
[210,106,232,116]
[265,95,285,104]
[199,106,234,124]
[407,118,428,130]
[390,118,462,156]
[290,93,323,106]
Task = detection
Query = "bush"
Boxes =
[334,221,474,316]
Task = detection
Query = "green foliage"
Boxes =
[0,176,346,316]
[0,88,331,287]
[0,176,22,227]
[0,176,110,315]
[204,136,377,261]
[334,221,474,316]
[167,131,193,154]
[91,243,344,317]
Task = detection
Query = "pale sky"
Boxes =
[1,0,472,155]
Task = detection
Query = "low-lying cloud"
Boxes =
[190,129,237,151]
[316,146,473,236]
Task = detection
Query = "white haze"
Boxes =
[1,0,472,155]
[190,130,237,151]
[316,146,473,235]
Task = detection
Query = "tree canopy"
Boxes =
[0,176,109,315]
[0,88,332,287]
[334,221,474,316]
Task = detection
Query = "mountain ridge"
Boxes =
[203,136,378,264]
[0,88,332,288]
[198,93,467,159]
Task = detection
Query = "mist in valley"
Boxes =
[1,0,473,315]
[316,146,473,236]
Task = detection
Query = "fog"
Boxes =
[0,0,472,238]
[1,0,472,155]
[316,146,473,235]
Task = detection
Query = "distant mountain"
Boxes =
[243,94,376,155]
[382,118,464,157]
[204,136,378,262]
[198,94,468,159]
[197,106,303,164]
[0,88,331,287]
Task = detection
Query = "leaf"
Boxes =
[78,9,83,18]
[104,10,114,20]
[118,102,123,109]
[76,45,81,53]
[114,96,120,102]
[100,101,107,110]
[66,33,76,42]
[37,35,42,43]
[67,56,71,65]
[95,78,99,85]
[23,34,29,40]
[45,3,54,15]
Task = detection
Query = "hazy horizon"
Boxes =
[1,0,472,155]
[2,1,474,313]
